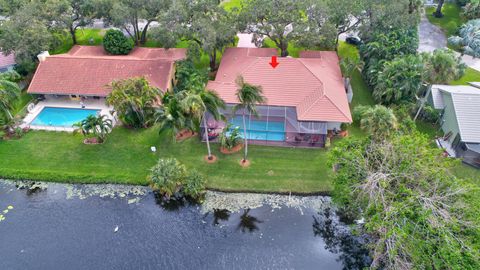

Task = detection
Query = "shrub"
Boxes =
[149,158,186,199]
[103,29,134,55]
[219,124,242,149]
[106,77,160,128]
[183,170,206,201]
[148,158,207,202]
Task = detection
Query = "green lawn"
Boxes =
[450,67,480,85]
[426,3,465,37]
[0,128,335,194]
[51,29,105,54]
[221,0,244,11]
[0,41,373,193]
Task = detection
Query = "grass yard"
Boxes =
[51,29,105,54]
[426,3,465,37]
[0,128,334,194]
[0,41,373,193]
[450,67,480,85]
[221,0,244,11]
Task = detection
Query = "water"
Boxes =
[229,116,285,141]
[0,180,370,270]
[31,107,100,127]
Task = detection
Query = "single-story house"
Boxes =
[24,45,186,131]
[28,45,187,98]
[205,48,352,147]
[429,83,480,168]
[0,52,16,73]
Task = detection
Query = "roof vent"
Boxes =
[37,51,50,62]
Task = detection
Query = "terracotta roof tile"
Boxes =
[28,45,186,96]
[207,48,352,122]
[0,52,15,68]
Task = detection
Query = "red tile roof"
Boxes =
[28,46,186,97]
[0,52,15,68]
[206,48,352,123]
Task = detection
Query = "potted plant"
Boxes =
[339,123,349,137]
[219,124,243,154]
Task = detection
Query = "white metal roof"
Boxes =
[431,84,480,143]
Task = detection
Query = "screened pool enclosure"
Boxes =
[201,105,328,147]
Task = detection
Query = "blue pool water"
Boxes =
[31,107,100,127]
[229,116,285,141]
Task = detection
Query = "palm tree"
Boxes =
[353,105,398,140]
[155,92,188,141]
[73,114,113,143]
[182,89,225,160]
[0,78,21,131]
[233,76,266,164]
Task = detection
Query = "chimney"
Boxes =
[37,51,50,62]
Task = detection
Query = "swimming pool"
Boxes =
[31,107,100,127]
[229,116,285,141]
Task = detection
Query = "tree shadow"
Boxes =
[153,192,198,212]
[236,209,263,233]
[312,208,372,270]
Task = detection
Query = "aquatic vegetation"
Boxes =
[201,191,332,214]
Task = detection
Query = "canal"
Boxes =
[0,180,370,269]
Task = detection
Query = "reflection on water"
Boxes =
[313,208,372,269]
[0,180,370,270]
[212,209,230,226]
[237,209,263,233]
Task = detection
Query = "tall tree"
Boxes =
[359,0,420,42]
[414,49,465,120]
[182,89,225,161]
[103,0,171,45]
[373,54,423,105]
[0,71,20,125]
[233,76,266,164]
[153,0,236,70]
[235,0,308,57]
[304,0,366,50]
[43,0,96,45]
[434,0,446,18]
[155,91,188,141]
[0,1,59,70]
[329,134,480,269]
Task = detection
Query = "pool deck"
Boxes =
[22,97,116,132]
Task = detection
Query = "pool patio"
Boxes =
[21,96,116,132]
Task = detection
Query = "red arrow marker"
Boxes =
[269,56,279,68]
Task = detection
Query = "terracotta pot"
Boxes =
[339,130,349,137]
[175,130,197,141]
[220,144,243,154]
[83,137,103,145]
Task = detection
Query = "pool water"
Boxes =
[31,107,100,127]
[229,116,285,141]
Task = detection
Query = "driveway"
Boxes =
[418,13,447,52]
[418,12,480,72]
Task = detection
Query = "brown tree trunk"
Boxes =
[209,50,217,71]
[434,0,445,18]
[280,40,289,57]
[140,21,153,45]
[70,26,77,45]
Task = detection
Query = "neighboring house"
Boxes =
[28,45,187,98]
[206,48,352,147]
[0,52,16,73]
[24,45,186,131]
[429,83,480,168]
